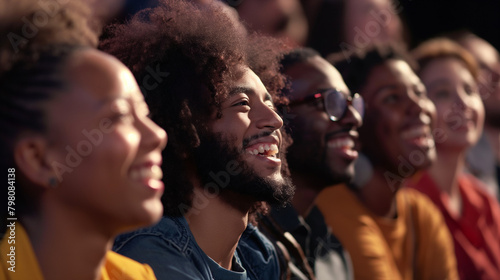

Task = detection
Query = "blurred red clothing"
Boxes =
[407,172,500,279]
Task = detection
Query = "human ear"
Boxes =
[13,136,57,188]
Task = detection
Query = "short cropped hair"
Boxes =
[328,43,416,94]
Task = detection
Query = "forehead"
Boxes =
[227,67,271,100]
[362,59,420,98]
[347,0,393,10]
[285,56,349,99]
[64,49,141,103]
[421,57,473,81]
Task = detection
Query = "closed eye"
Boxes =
[110,112,134,124]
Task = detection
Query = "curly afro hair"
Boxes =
[101,0,289,216]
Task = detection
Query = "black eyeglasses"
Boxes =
[288,89,364,121]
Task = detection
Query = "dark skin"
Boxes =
[17,49,166,280]
[354,59,436,218]
[186,67,285,269]
[285,56,362,217]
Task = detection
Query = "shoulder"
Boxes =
[113,216,190,253]
[240,223,275,253]
[460,174,500,219]
[104,251,156,280]
[317,184,367,224]
[399,187,440,216]
[113,216,213,280]
[399,188,450,239]
[237,224,280,280]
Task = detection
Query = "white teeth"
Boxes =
[328,138,355,149]
[246,143,279,156]
[130,165,162,181]
[258,146,265,153]
[402,126,429,139]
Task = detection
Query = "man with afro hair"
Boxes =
[101,0,295,279]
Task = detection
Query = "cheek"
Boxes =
[213,117,250,150]
[470,96,485,124]
[71,126,140,185]
[433,102,451,129]
[361,110,399,154]
[294,113,328,144]
[98,127,140,172]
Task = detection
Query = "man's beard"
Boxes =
[193,131,294,208]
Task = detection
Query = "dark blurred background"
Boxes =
[399,0,500,49]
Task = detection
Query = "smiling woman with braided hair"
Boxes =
[0,0,167,279]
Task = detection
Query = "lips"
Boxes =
[401,125,435,149]
[243,135,281,165]
[327,137,355,149]
[247,143,279,156]
[444,111,477,131]
[130,165,163,181]
[326,130,359,161]
[129,163,164,191]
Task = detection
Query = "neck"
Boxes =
[186,186,251,270]
[290,172,324,217]
[22,198,113,280]
[484,125,500,163]
[428,148,465,195]
[355,167,399,218]
[428,147,464,216]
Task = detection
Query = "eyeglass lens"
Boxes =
[324,90,364,121]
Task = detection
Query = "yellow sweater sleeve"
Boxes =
[101,251,157,280]
[317,185,402,280]
[403,188,458,280]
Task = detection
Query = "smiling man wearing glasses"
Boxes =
[259,48,362,280]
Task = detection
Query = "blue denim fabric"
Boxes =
[113,216,280,280]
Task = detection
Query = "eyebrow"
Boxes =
[228,86,253,96]
[228,86,272,101]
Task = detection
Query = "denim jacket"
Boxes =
[113,216,280,280]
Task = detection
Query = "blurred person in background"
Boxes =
[451,31,500,201]
[225,0,309,46]
[307,0,406,57]
[316,44,458,280]
[409,38,500,279]
[0,0,167,279]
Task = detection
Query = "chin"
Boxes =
[135,201,164,227]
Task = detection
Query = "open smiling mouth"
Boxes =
[326,136,359,161]
[401,125,435,148]
[246,143,279,157]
